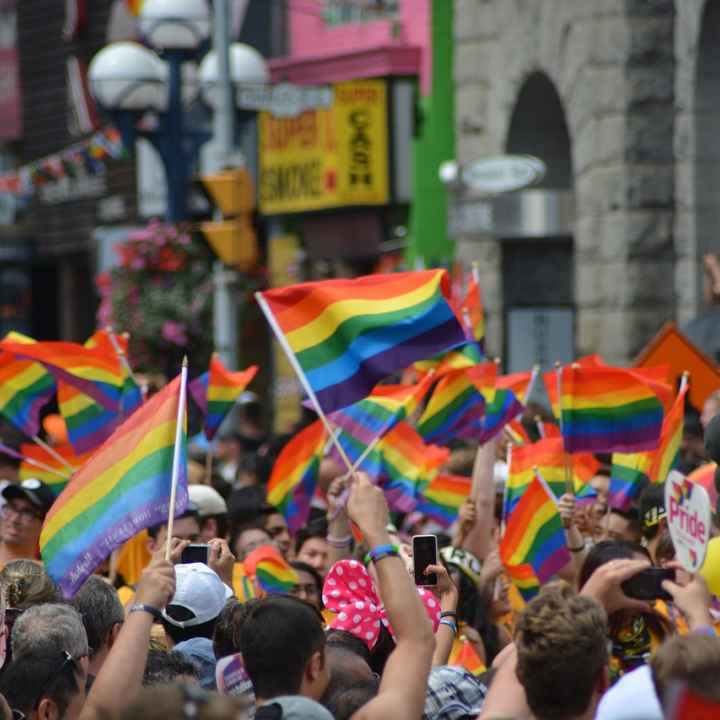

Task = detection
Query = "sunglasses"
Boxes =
[12,650,79,718]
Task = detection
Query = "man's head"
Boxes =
[11,603,89,664]
[230,520,272,561]
[290,561,323,610]
[597,508,643,544]
[515,582,608,720]
[143,648,201,686]
[189,485,229,542]
[640,484,668,549]
[320,642,376,719]
[147,506,201,553]
[0,650,87,720]
[161,563,232,647]
[240,595,329,702]
[260,506,292,558]
[1,479,55,551]
[71,576,124,673]
[651,634,720,708]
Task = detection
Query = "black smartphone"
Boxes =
[413,534,438,586]
[180,543,210,564]
[621,567,674,601]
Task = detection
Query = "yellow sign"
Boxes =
[259,80,389,214]
[268,233,304,432]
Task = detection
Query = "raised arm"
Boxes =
[349,474,435,720]
[462,439,497,561]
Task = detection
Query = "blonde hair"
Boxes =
[0,560,58,609]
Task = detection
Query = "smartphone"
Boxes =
[180,543,210,565]
[621,567,674,601]
[413,534,438,586]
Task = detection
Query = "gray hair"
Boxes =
[71,576,124,658]
[11,602,89,660]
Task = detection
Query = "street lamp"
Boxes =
[88,0,212,222]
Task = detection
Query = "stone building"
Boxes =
[452,0,720,369]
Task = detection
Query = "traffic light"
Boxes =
[199,168,258,270]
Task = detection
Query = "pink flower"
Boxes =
[161,320,188,346]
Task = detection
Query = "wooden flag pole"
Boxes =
[31,435,75,475]
[255,292,358,479]
[165,357,189,561]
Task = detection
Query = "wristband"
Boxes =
[129,603,164,622]
[326,534,353,549]
[440,610,458,620]
[568,544,585,553]
[439,618,458,635]
[692,625,716,637]
[364,544,400,566]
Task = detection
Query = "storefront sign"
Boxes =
[666,470,711,573]
[462,154,545,194]
[259,79,389,215]
[238,82,333,118]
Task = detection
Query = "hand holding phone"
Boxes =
[621,567,674,601]
[180,543,210,565]
[413,535,438,586]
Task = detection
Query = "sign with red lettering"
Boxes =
[666,470,711,573]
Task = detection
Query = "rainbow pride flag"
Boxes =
[257,270,466,413]
[414,339,486,378]
[244,544,298,595]
[609,451,653,511]
[504,437,600,515]
[19,442,91,494]
[189,356,258,441]
[559,365,663,454]
[648,384,687,484]
[0,353,55,437]
[575,483,598,508]
[416,369,486,444]
[501,470,570,587]
[448,635,486,676]
[2,339,125,412]
[460,266,484,344]
[504,562,540,602]
[40,374,188,597]
[417,473,472,528]
[267,419,326,532]
[330,374,434,447]
[497,371,532,401]
[57,381,119,454]
[468,363,523,444]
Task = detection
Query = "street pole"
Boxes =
[211,0,239,369]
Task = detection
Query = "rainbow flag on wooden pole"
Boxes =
[40,365,189,597]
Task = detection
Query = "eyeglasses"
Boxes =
[1,504,42,522]
[34,651,78,708]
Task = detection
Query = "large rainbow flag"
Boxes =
[559,365,664,454]
[57,381,119,454]
[257,270,466,414]
[500,470,570,590]
[266,419,326,532]
[0,353,55,437]
[189,356,258,441]
[40,374,188,598]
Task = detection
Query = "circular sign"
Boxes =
[461,154,546,194]
[666,470,712,573]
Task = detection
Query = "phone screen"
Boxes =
[621,567,674,601]
[413,535,438,586]
[180,543,210,565]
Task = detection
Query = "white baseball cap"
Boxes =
[188,484,228,517]
[162,563,233,628]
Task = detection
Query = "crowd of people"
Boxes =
[0,388,717,720]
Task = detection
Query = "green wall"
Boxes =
[406,0,455,267]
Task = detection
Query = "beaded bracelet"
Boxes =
[363,543,400,566]
[326,534,353,549]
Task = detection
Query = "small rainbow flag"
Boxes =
[40,373,188,598]
[414,339,485,378]
[501,470,570,588]
[687,462,718,509]
[2,339,125,412]
[469,364,523,444]
[416,369,486,444]
[575,483,598,508]
[244,544,298,595]
[505,438,600,515]
[417,473,472,528]
[504,562,540,602]
[0,352,55,437]
[19,442,91,494]
[460,266,484,345]
[559,365,664,454]
[448,635,486,676]
[609,451,653,511]
[267,419,326,532]
[497,371,532,401]
[648,384,687,484]
[189,356,258,441]
[57,381,119,454]
[257,270,466,414]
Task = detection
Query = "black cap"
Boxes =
[2,479,56,516]
[639,483,666,528]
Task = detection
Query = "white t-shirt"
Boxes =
[595,665,663,720]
